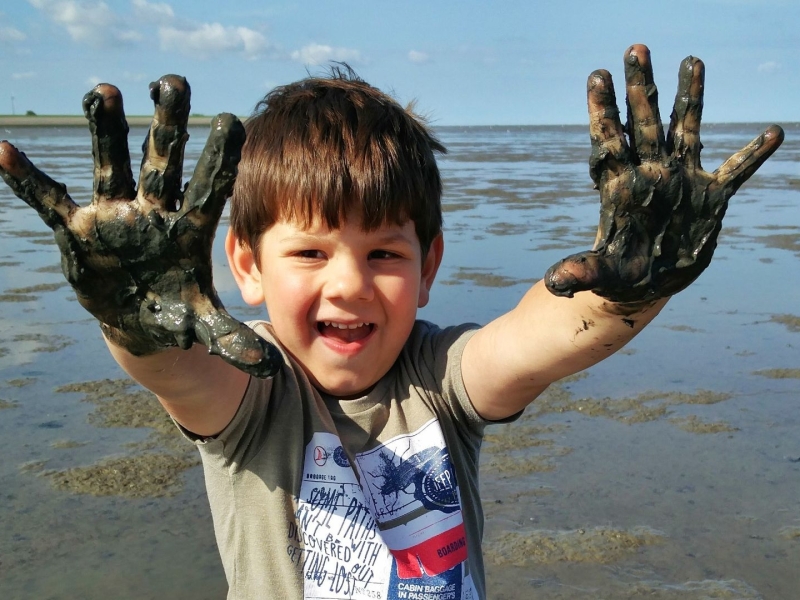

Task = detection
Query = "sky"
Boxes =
[1,0,798,125]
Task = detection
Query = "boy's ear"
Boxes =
[225,229,265,306]
[418,233,444,308]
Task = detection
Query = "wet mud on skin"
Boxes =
[1,123,799,598]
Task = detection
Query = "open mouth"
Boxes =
[317,321,374,343]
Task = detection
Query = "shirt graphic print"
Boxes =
[291,420,478,599]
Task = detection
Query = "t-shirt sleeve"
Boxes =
[173,321,284,468]
[405,321,521,439]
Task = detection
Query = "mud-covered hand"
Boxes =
[545,44,784,304]
[0,76,282,378]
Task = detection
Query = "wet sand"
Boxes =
[1,122,799,599]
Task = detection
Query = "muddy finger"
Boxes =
[623,44,666,162]
[83,84,136,202]
[713,125,784,196]
[0,141,78,228]
[544,251,621,298]
[182,113,246,223]
[195,308,284,379]
[666,56,705,169]
[587,69,631,185]
[138,74,191,210]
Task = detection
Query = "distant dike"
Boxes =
[0,115,240,128]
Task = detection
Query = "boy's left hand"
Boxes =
[545,44,784,304]
[0,76,283,379]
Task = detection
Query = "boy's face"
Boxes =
[227,215,443,397]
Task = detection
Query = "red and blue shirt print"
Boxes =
[289,419,478,599]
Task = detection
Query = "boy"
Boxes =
[0,45,783,599]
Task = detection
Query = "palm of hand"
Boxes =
[0,76,282,378]
[546,45,784,304]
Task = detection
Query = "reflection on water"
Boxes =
[1,123,799,599]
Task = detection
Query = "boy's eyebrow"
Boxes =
[369,231,415,245]
[278,232,323,243]
[279,229,414,246]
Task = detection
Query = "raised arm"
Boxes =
[462,44,784,421]
[0,77,282,435]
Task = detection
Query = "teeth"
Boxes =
[323,321,368,329]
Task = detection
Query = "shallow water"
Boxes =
[1,122,799,599]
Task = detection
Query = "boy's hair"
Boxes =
[230,66,446,262]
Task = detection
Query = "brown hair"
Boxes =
[230,66,446,263]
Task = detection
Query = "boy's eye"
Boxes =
[295,250,325,259]
[369,250,398,260]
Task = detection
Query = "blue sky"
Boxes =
[1,0,797,125]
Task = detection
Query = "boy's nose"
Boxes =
[325,257,374,302]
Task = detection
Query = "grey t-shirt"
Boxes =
[189,320,496,600]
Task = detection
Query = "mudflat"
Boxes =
[1,122,799,599]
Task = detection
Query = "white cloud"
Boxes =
[291,43,362,66]
[0,26,27,42]
[12,72,36,79]
[757,61,779,73]
[408,50,429,64]
[159,23,269,59]
[27,0,271,60]
[27,0,139,46]
[86,75,103,87]
[131,0,174,22]
[236,26,269,57]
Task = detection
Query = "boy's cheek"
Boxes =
[264,276,315,316]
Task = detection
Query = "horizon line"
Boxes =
[0,115,794,129]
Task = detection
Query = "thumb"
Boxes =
[544,250,619,298]
[195,310,284,379]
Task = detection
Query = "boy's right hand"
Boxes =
[544,45,783,305]
[0,76,282,379]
